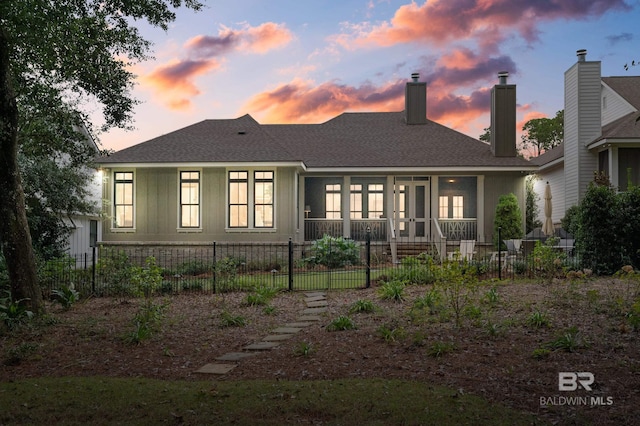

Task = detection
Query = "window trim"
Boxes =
[178,169,202,231]
[226,169,277,231]
[253,171,274,228]
[112,170,135,231]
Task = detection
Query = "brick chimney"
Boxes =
[490,71,517,157]
[405,73,427,124]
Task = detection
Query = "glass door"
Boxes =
[394,177,430,241]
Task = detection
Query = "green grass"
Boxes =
[0,377,542,425]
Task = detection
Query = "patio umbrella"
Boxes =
[542,182,554,236]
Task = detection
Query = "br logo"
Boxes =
[558,372,594,391]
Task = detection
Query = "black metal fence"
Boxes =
[36,235,580,298]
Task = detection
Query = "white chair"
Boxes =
[448,240,476,262]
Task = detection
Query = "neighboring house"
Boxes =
[97,73,535,259]
[532,49,640,225]
[63,124,103,261]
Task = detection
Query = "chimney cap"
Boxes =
[497,71,509,85]
[411,72,420,82]
[576,49,587,61]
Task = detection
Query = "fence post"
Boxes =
[498,227,502,280]
[288,238,293,291]
[212,242,217,294]
[366,227,371,288]
[92,246,96,294]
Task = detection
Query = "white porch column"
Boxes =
[343,176,351,238]
[296,172,304,243]
[431,176,439,237]
[477,175,485,241]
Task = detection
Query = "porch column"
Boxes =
[609,147,618,189]
[430,175,439,237]
[477,175,485,241]
[296,172,304,243]
[386,176,395,237]
[343,176,350,238]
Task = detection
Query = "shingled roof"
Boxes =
[99,111,533,170]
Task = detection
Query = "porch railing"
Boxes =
[304,218,386,241]
[438,218,477,241]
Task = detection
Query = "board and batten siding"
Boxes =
[482,172,527,242]
[564,59,601,211]
[102,167,298,244]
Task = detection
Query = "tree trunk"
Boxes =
[0,27,43,313]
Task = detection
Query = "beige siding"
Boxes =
[602,83,636,126]
[564,60,601,211]
[102,167,298,243]
[534,166,565,225]
[482,172,527,242]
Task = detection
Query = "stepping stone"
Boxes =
[285,322,314,327]
[304,292,326,298]
[195,363,236,375]
[306,300,328,307]
[244,341,280,350]
[263,334,293,341]
[305,295,326,302]
[297,315,322,322]
[215,352,256,361]
[303,307,327,314]
[272,327,302,334]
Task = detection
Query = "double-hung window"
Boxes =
[180,171,200,228]
[325,184,341,219]
[114,172,134,228]
[228,170,274,229]
[367,184,384,218]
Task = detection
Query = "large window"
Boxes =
[254,171,273,227]
[228,170,274,228]
[368,184,384,218]
[438,196,448,218]
[180,171,200,228]
[452,196,464,219]
[114,172,134,228]
[350,184,363,219]
[326,184,341,219]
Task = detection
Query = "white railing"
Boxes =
[432,218,447,263]
[388,217,398,264]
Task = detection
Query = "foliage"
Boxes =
[521,110,564,157]
[130,257,164,298]
[376,323,406,343]
[560,205,580,238]
[479,127,491,143]
[96,249,133,297]
[617,183,640,269]
[574,178,623,274]
[525,176,542,234]
[306,235,360,269]
[293,341,315,357]
[0,291,34,331]
[326,315,356,331]
[527,310,551,328]
[215,257,240,293]
[381,256,438,285]
[545,326,589,352]
[377,280,406,302]
[124,300,169,344]
[436,262,479,327]
[349,299,377,314]
[174,259,213,276]
[412,288,443,315]
[484,287,500,306]
[427,341,456,358]
[51,285,80,310]
[493,193,524,251]
[219,311,246,328]
[532,238,565,284]
[244,285,279,306]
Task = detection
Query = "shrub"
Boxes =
[377,324,406,343]
[124,300,169,344]
[219,311,246,328]
[427,341,456,358]
[377,280,405,302]
[174,259,212,276]
[532,238,565,284]
[307,235,360,269]
[545,326,589,352]
[130,257,163,298]
[52,285,80,310]
[97,249,133,297]
[349,299,377,314]
[493,193,524,251]
[436,262,479,327]
[215,257,240,293]
[0,291,34,331]
[326,315,356,331]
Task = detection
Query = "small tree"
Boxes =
[526,176,542,234]
[521,110,564,157]
[493,193,524,250]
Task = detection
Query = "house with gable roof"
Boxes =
[532,49,640,226]
[96,73,535,258]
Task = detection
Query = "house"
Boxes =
[96,73,535,261]
[532,49,640,225]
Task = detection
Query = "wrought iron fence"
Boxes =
[32,234,580,298]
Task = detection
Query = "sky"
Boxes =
[96,0,640,153]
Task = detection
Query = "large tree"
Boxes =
[520,110,564,157]
[0,0,202,313]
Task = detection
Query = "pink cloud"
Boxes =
[143,59,220,110]
[186,22,293,56]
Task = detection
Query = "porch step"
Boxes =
[394,242,436,259]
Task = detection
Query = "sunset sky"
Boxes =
[98,0,640,153]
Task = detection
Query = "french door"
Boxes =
[394,177,430,241]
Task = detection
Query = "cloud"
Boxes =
[142,59,221,110]
[242,78,406,123]
[606,32,634,45]
[143,22,293,109]
[336,0,630,51]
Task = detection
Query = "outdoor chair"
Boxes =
[448,240,476,262]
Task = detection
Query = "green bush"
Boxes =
[97,249,134,296]
[174,259,212,276]
[493,193,524,251]
[306,235,360,269]
[52,285,80,310]
[0,291,34,331]
[130,257,163,298]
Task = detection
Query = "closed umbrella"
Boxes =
[542,182,554,236]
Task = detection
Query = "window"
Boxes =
[254,171,273,228]
[452,196,464,219]
[114,172,134,228]
[180,171,200,228]
[368,184,384,218]
[439,196,448,218]
[350,184,362,219]
[229,171,248,227]
[325,184,341,218]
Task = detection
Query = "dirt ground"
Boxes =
[2,276,639,425]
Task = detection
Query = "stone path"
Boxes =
[195,291,326,375]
